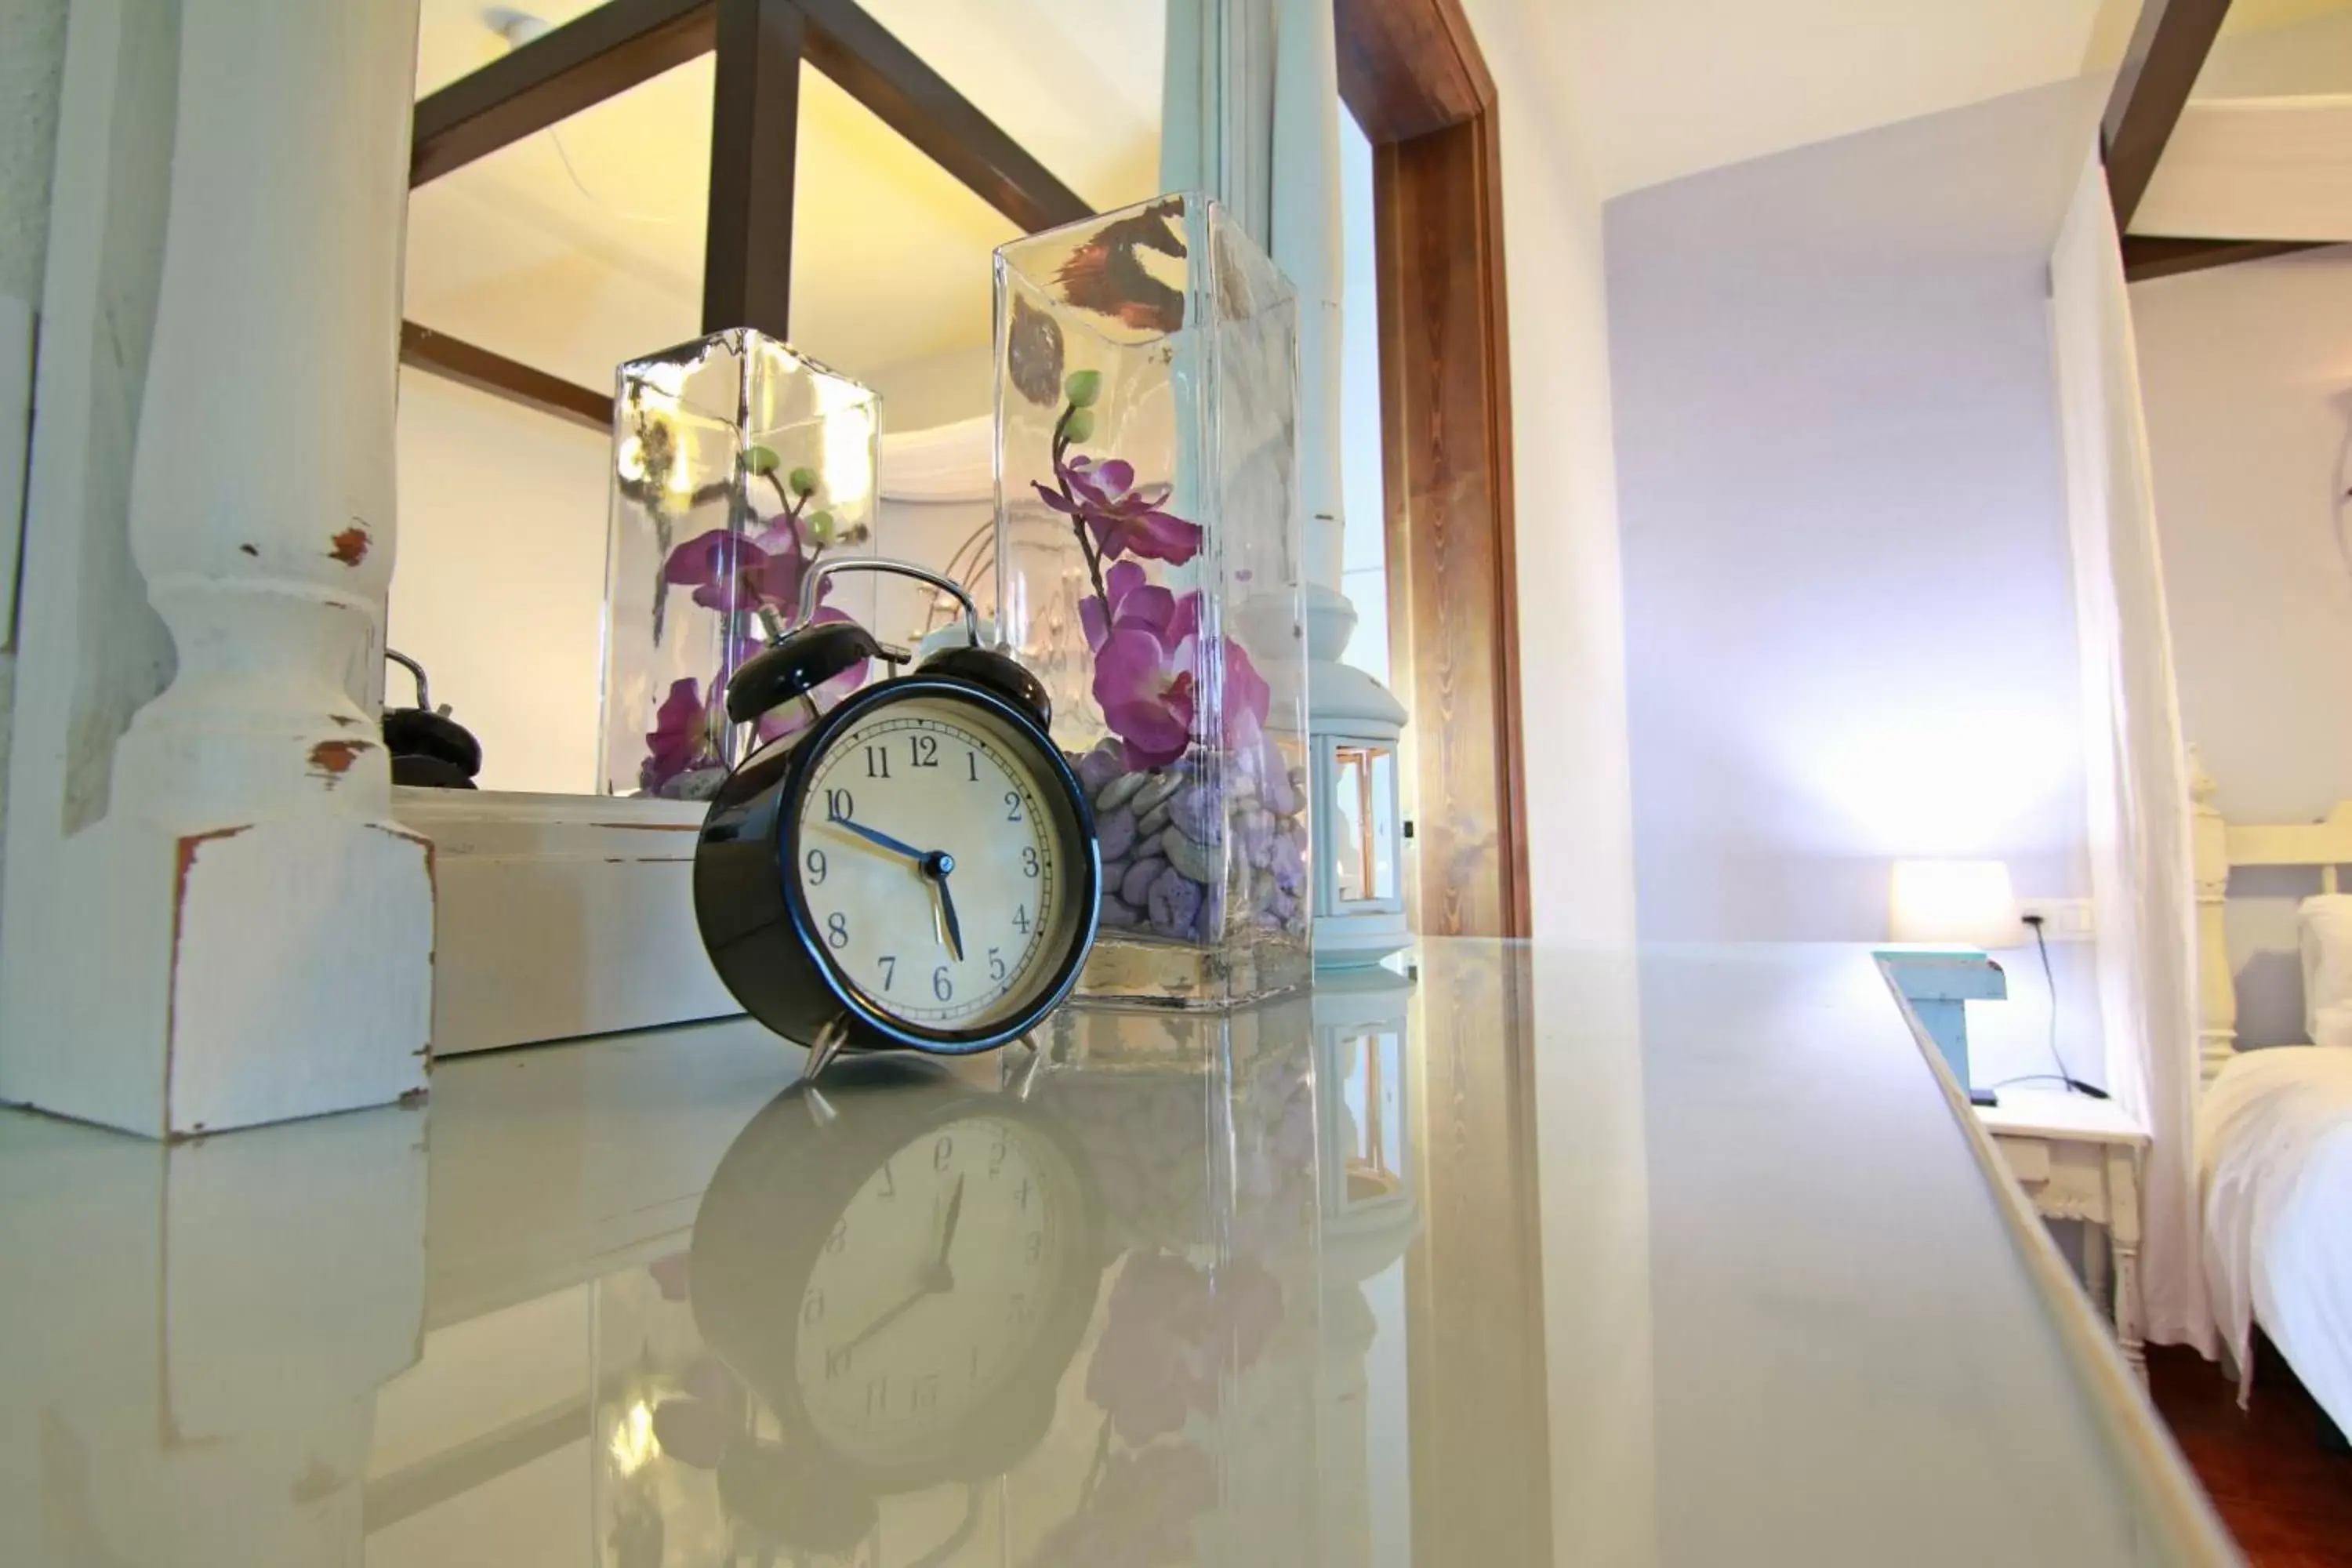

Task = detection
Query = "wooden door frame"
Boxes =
[1336,0,1529,938]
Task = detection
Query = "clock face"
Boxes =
[793,693,1085,1036]
[791,1112,1073,1467]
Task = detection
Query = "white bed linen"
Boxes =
[2198,1046,2352,1432]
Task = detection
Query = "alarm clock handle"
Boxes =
[796,557,981,647]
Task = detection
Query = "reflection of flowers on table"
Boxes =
[1028,1441,1218,1568]
[1086,1249,1283,1446]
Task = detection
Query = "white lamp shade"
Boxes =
[1888,859,2018,949]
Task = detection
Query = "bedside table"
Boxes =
[1976,1088,2150,1381]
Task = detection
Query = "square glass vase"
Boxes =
[994,194,1308,1007]
[601,328,880,799]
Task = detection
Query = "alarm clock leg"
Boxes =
[800,1018,850,1086]
[1002,1035,1047,1100]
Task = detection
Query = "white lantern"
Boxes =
[1308,595,1410,969]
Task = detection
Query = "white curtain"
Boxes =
[878,416,990,503]
[2049,150,2216,1356]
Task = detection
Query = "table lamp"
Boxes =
[1878,858,2016,1105]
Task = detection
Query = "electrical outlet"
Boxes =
[2016,897,2095,942]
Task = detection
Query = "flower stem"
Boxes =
[1052,404,1111,610]
[760,470,811,561]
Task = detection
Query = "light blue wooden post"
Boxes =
[1875,949,2007,1091]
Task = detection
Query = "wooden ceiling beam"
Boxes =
[2120,234,2328,281]
[399,321,615,431]
[411,0,717,187]
[2103,0,2234,231]
[410,0,1091,239]
[703,0,804,337]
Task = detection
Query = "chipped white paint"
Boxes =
[0,0,430,1138]
[396,789,739,1054]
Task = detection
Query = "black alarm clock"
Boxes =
[695,558,1102,1079]
[686,1054,1105,1559]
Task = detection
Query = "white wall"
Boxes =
[1336,108,1389,684]
[1607,81,2106,1083]
[2134,249,2352,1045]
[390,369,613,794]
[1461,0,1639,946]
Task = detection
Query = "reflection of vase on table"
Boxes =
[995,194,1308,1007]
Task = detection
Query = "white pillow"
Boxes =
[2297,894,2352,1045]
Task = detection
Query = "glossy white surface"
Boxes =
[0,942,2232,1566]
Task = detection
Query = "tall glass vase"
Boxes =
[994,194,1308,1007]
[601,329,880,798]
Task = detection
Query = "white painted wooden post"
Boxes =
[0,0,431,1138]
[2187,746,2238,1091]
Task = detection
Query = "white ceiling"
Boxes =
[1537,0,2352,203]
[405,0,1163,398]
[1549,1,2108,201]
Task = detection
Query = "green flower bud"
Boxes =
[1063,408,1095,445]
[807,510,836,544]
[1063,368,1102,409]
[787,466,819,498]
[742,445,780,475]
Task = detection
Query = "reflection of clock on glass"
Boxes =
[690,1056,1105,1554]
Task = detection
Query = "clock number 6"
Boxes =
[933,966,953,1001]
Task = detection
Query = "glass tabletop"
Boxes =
[0,941,2232,1566]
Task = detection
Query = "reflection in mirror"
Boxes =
[398,33,710,793]
[392,3,1167,795]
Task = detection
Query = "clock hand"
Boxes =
[839,1283,935,1354]
[837,1183,967,1353]
[828,811,927,863]
[935,1176,965,1273]
[931,866,966,963]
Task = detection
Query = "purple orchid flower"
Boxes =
[1082,563,1273,769]
[1094,630,1196,772]
[641,677,720,793]
[661,528,822,614]
[1034,456,1203,566]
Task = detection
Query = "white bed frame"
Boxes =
[2189,746,2352,1085]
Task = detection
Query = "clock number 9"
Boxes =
[804,847,827,885]
[827,912,849,949]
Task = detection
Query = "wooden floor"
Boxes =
[2148,1341,2352,1566]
